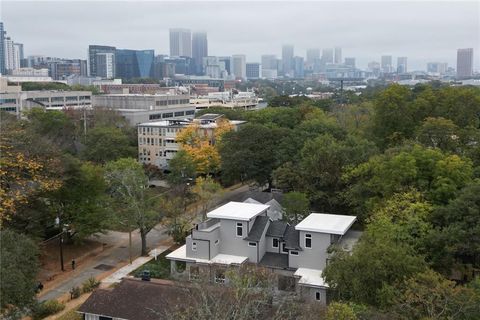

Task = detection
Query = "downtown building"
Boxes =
[232,54,246,80]
[169,28,192,58]
[282,45,294,77]
[457,48,474,79]
[88,45,116,78]
[246,62,260,80]
[192,31,208,75]
[115,49,154,80]
[261,54,278,79]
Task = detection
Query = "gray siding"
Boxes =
[192,226,221,260]
[289,231,330,270]
[186,235,210,260]
[266,236,281,254]
[299,286,327,304]
[258,220,270,261]
[218,219,250,258]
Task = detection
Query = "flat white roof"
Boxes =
[295,213,356,235]
[166,245,247,265]
[207,201,269,221]
[294,268,328,288]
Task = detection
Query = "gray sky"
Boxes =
[1,1,479,70]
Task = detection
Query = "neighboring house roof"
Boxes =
[166,244,248,265]
[295,213,356,235]
[207,202,269,221]
[259,252,289,269]
[77,279,186,320]
[232,191,283,204]
[266,220,288,238]
[245,216,270,241]
[264,199,283,221]
[284,225,302,251]
[243,197,262,204]
[294,268,329,288]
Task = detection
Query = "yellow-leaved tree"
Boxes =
[176,119,233,175]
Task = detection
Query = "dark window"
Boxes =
[272,238,279,248]
[236,222,243,237]
[248,242,257,247]
[315,291,321,301]
[174,111,185,117]
[185,110,195,115]
[305,234,312,248]
[162,112,173,118]
[99,317,113,320]
[290,251,298,255]
[282,243,288,253]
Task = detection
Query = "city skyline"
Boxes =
[2,1,479,71]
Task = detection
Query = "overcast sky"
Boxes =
[2,1,479,70]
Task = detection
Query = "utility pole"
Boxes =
[55,215,65,271]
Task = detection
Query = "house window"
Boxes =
[215,239,219,246]
[192,242,197,251]
[282,243,288,253]
[190,266,200,280]
[290,251,298,255]
[248,242,257,247]
[236,223,243,237]
[315,291,322,301]
[272,238,279,248]
[305,234,312,248]
[214,270,226,284]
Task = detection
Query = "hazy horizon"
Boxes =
[1,1,479,71]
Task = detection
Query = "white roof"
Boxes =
[207,201,269,221]
[294,268,328,288]
[166,245,247,265]
[295,213,356,235]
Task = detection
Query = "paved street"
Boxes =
[38,225,169,301]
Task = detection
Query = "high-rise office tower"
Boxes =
[232,54,246,80]
[322,48,334,64]
[282,45,294,76]
[381,55,393,73]
[261,55,277,70]
[192,31,207,75]
[115,49,154,80]
[397,57,408,73]
[0,22,5,74]
[96,52,115,79]
[344,57,356,68]
[88,45,116,77]
[306,48,320,69]
[293,56,304,78]
[169,28,192,57]
[456,48,473,79]
[427,62,448,75]
[334,47,342,64]
[246,62,260,80]
[4,37,16,72]
[218,56,232,75]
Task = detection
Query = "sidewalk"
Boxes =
[102,245,170,284]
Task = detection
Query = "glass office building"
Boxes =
[115,49,154,80]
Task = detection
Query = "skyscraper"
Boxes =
[344,57,356,68]
[427,62,448,75]
[218,56,232,75]
[293,56,304,78]
[334,47,342,64]
[115,49,154,80]
[88,45,116,77]
[246,62,260,80]
[0,22,5,74]
[4,37,16,72]
[282,45,294,77]
[169,28,192,57]
[232,54,246,80]
[192,31,208,75]
[456,48,473,79]
[306,48,320,70]
[381,55,393,73]
[261,54,277,70]
[322,48,334,64]
[397,57,408,73]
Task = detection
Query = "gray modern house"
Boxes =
[167,200,360,304]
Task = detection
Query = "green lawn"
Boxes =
[131,249,185,279]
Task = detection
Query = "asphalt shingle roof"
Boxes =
[284,225,302,251]
[266,220,288,238]
[245,216,270,242]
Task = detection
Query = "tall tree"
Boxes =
[281,192,310,224]
[0,230,39,313]
[83,126,136,164]
[104,158,164,256]
[192,176,222,219]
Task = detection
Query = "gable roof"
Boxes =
[207,202,269,221]
[295,213,356,235]
[77,279,186,320]
[245,216,270,242]
[266,220,288,238]
[231,191,283,204]
[284,225,302,251]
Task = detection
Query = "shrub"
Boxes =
[32,300,65,319]
[81,277,100,293]
[70,286,81,299]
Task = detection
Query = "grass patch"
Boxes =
[131,249,185,279]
